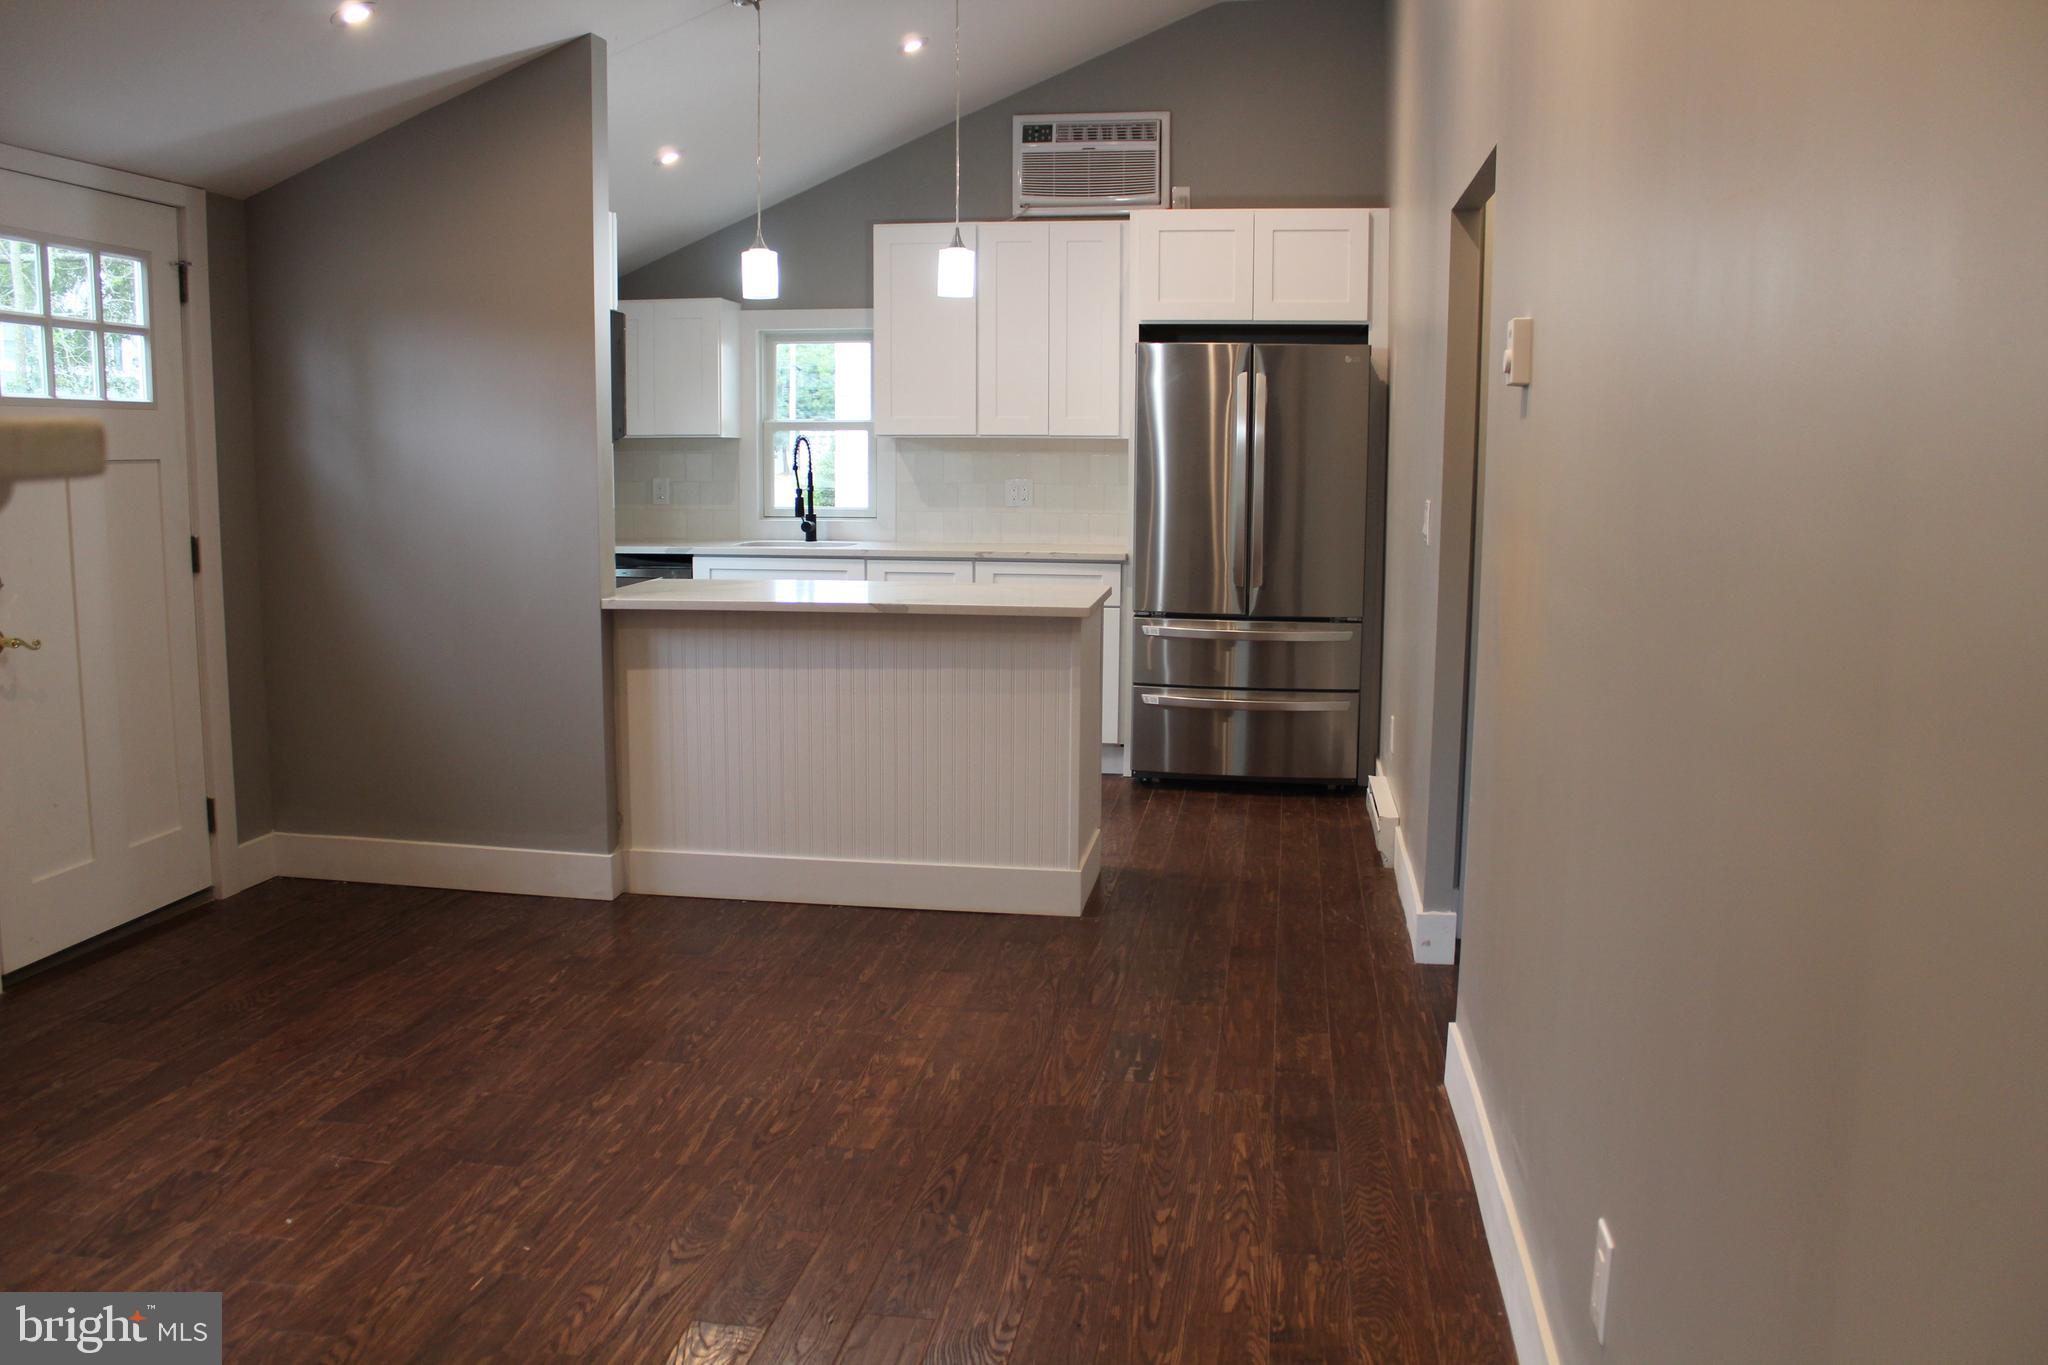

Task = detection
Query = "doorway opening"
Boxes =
[1420,152,1496,946]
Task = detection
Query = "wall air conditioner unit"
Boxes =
[1012,112,1170,216]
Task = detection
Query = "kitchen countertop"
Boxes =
[604,577,1110,618]
[616,540,1128,563]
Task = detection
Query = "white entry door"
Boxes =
[0,167,210,972]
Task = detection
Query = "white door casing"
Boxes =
[0,167,211,971]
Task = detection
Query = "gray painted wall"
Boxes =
[623,0,1389,307]
[244,37,616,854]
[1383,0,2048,1359]
[204,192,273,838]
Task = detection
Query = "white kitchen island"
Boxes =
[605,577,1106,916]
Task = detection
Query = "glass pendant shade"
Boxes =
[741,244,780,300]
[936,237,975,299]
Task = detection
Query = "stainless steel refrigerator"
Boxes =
[1130,335,1386,783]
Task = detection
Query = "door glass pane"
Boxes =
[772,340,872,421]
[52,327,99,399]
[47,246,95,320]
[103,331,151,402]
[99,254,147,326]
[0,322,49,397]
[771,429,872,513]
[0,238,41,315]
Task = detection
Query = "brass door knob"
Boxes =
[1,632,41,651]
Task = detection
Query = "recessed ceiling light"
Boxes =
[656,146,682,167]
[333,2,374,26]
[901,34,925,54]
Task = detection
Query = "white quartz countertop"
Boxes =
[617,540,1128,563]
[604,577,1110,618]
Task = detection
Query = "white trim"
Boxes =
[1395,825,1459,964]
[1367,765,1400,868]
[0,143,256,907]
[627,831,1102,918]
[229,833,278,890]
[1101,743,1127,776]
[1445,1021,1562,1365]
[270,832,625,901]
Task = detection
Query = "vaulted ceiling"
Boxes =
[0,0,1232,269]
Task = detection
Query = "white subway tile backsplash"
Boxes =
[891,437,1127,547]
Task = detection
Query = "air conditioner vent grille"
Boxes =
[1054,119,1161,144]
[1012,111,1170,216]
[1019,149,1162,199]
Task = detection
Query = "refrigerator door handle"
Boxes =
[1139,690,1353,714]
[1230,369,1252,598]
[1141,621,1357,643]
[1248,362,1269,603]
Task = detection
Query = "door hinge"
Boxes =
[175,260,191,305]
[190,536,201,574]
[205,797,217,834]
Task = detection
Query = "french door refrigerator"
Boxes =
[1131,335,1386,783]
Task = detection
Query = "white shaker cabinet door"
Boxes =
[1252,209,1374,323]
[874,223,979,435]
[1048,222,1124,436]
[976,222,1051,436]
[622,298,740,437]
[1130,209,1256,322]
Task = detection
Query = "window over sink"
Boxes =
[761,331,874,518]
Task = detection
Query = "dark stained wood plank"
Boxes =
[835,1313,934,1365]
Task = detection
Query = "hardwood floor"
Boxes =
[0,780,1510,1363]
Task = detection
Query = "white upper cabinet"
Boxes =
[1048,221,1125,436]
[976,223,1051,436]
[874,222,979,435]
[875,221,1125,438]
[1131,208,1377,324]
[622,298,739,438]
[1252,209,1374,322]
[1131,209,1257,321]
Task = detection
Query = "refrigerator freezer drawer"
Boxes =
[1130,686,1360,782]
[1133,617,1363,691]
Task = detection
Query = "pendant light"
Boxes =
[935,0,975,298]
[735,0,779,299]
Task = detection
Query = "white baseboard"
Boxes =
[1445,1021,1561,1365]
[627,829,1102,918]
[1101,743,1128,776]
[1366,766,1399,868]
[267,831,624,901]
[1394,827,1459,964]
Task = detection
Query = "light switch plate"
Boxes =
[1505,316,1534,387]
[1590,1217,1616,1344]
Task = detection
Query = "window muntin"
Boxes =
[761,332,874,517]
[0,232,153,405]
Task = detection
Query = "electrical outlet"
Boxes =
[1422,498,1433,545]
[1590,1218,1616,1345]
[1004,478,1034,508]
[651,477,672,506]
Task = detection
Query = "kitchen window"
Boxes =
[761,331,873,517]
[0,232,154,405]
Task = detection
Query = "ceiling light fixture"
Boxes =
[901,34,925,54]
[333,1,374,26]
[733,0,779,300]
[934,0,974,298]
[656,146,682,167]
